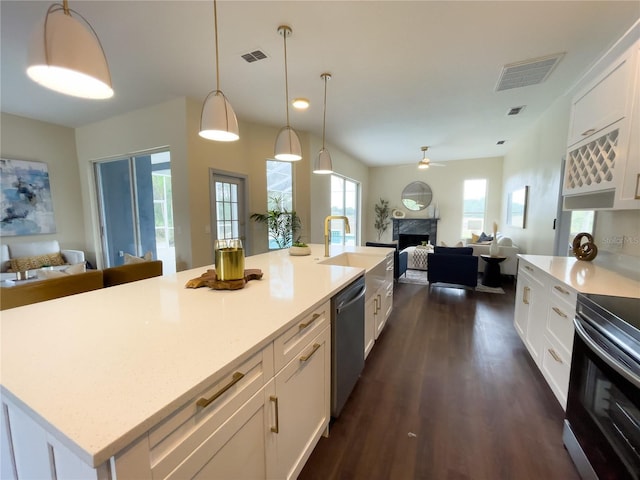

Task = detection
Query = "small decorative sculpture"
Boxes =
[572,232,598,261]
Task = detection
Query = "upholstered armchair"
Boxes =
[427,246,478,288]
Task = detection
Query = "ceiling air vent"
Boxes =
[495,52,565,91]
[496,140,506,145]
[507,106,525,116]
[241,50,268,63]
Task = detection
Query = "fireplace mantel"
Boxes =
[392,218,439,245]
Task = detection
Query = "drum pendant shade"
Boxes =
[27,6,113,99]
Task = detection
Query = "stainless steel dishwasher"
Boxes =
[331,275,366,418]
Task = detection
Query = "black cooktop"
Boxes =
[581,293,640,332]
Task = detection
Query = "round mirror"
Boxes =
[401,181,433,211]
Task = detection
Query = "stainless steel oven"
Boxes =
[563,293,640,480]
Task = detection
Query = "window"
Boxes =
[266,160,293,249]
[568,210,595,252]
[331,174,359,246]
[461,179,487,238]
[214,180,240,240]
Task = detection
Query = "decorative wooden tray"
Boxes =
[185,269,263,290]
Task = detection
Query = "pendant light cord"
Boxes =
[321,75,327,149]
[214,0,220,91]
[62,0,69,15]
[283,30,290,127]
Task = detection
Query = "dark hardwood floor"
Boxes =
[299,279,580,480]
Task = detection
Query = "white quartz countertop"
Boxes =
[518,254,640,298]
[0,244,392,467]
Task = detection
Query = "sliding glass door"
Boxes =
[95,150,175,272]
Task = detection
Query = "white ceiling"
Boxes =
[1,1,638,167]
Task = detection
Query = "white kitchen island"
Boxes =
[0,244,393,479]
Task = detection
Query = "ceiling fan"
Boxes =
[417,146,445,169]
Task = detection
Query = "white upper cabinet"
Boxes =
[566,52,632,149]
[563,34,640,210]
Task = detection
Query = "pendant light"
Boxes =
[314,73,333,174]
[274,25,302,161]
[199,0,239,141]
[27,0,113,99]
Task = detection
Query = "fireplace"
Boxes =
[392,219,439,246]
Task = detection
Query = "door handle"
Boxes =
[270,395,279,433]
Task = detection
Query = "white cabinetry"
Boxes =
[364,252,394,356]
[1,302,332,480]
[513,261,546,367]
[563,37,640,210]
[514,259,577,410]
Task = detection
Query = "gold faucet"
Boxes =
[324,216,351,257]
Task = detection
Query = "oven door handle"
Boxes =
[573,317,640,389]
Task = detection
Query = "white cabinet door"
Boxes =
[567,47,633,148]
[272,326,330,480]
[165,383,275,480]
[513,271,531,342]
[514,262,547,367]
[364,295,376,358]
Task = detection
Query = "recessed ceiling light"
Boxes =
[292,98,310,110]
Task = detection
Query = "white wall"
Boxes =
[502,96,570,255]
[0,113,86,252]
[368,157,504,245]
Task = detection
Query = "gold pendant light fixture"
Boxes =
[314,73,333,174]
[27,0,113,99]
[274,25,302,161]
[199,0,239,142]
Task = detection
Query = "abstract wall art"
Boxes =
[0,158,56,236]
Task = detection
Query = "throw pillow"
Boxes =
[471,233,480,244]
[124,251,153,264]
[10,252,65,272]
[478,232,494,242]
[440,241,448,247]
[455,241,464,247]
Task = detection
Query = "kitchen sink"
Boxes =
[318,252,384,271]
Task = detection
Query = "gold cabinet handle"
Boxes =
[196,372,244,409]
[270,395,279,433]
[548,348,563,364]
[374,297,379,313]
[523,286,530,305]
[299,313,321,330]
[524,265,534,272]
[300,343,321,362]
[554,285,569,296]
[552,306,568,319]
[581,128,596,137]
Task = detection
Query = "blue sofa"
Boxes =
[427,246,478,288]
[365,242,408,280]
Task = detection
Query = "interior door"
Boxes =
[210,170,248,256]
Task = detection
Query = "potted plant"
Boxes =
[250,194,302,250]
[289,241,311,256]
[374,198,390,241]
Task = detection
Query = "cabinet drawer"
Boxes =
[274,302,329,372]
[149,344,274,479]
[546,297,576,353]
[518,261,544,288]
[541,336,572,410]
[550,281,577,306]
